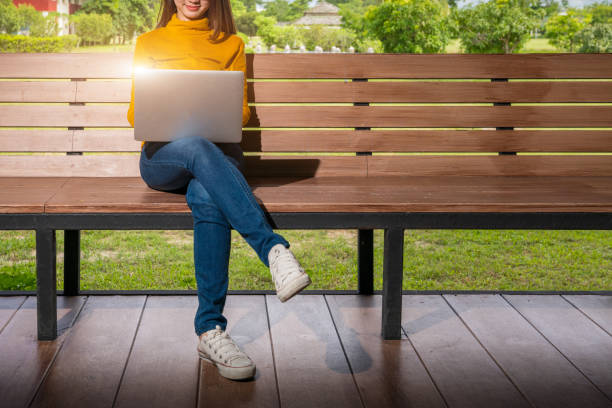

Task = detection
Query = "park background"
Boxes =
[1,0,611,291]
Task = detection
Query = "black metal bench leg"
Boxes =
[381,228,404,340]
[358,229,374,294]
[64,229,80,295]
[36,228,57,340]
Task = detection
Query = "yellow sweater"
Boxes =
[126,12,251,151]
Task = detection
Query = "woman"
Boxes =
[126,0,311,381]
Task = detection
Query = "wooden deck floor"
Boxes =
[0,294,610,408]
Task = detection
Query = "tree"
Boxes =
[70,12,114,45]
[575,22,612,52]
[77,0,157,43]
[545,8,589,51]
[230,0,247,17]
[364,0,452,53]
[453,0,541,53]
[263,0,309,22]
[236,11,259,36]
[0,0,23,34]
[584,1,612,25]
[338,0,381,42]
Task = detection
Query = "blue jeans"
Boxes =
[138,136,290,336]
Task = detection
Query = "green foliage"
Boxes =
[300,24,357,51]
[0,33,79,52]
[17,5,59,37]
[0,0,22,34]
[338,0,380,41]
[230,0,247,17]
[70,13,114,45]
[364,0,452,53]
[453,0,541,53]
[236,10,259,36]
[545,8,589,51]
[262,0,309,22]
[236,30,249,45]
[77,0,157,43]
[259,22,304,48]
[575,22,612,52]
[584,1,612,24]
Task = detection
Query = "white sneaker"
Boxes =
[268,243,311,302]
[197,325,256,380]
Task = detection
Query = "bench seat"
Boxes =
[2,176,612,214]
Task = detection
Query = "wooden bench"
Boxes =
[1,52,611,341]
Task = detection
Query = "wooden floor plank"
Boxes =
[0,296,85,408]
[326,295,446,408]
[29,295,146,408]
[114,296,199,408]
[198,295,279,408]
[402,295,530,408]
[0,295,26,333]
[503,294,612,401]
[266,294,363,408]
[562,295,612,335]
[445,294,611,408]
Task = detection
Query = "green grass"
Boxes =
[1,229,610,291]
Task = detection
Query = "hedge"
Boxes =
[0,34,80,52]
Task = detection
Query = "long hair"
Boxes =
[155,0,237,43]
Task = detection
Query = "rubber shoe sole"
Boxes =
[277,273,312,303]
[197,348,256,380]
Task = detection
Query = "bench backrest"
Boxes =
[1,53,611,178]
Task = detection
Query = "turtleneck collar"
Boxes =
[166,12,211,31]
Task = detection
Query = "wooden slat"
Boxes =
[247,105,612,128]
[248,81,612,103]
[0,81,75,102]
[72,129,139,151]
[0,296,26,333]
[114,296,199,408]
[30,296,146,408]
[247,54,612,79]
[2,129,611,153]
[3,53,611,79]
[75,80,130,102]
[4,104,612,127]
[444,294,611,408]
[0,52,133,79]
[402,295,530,407]
[4,80,607,104]
[0,296,86,408]
[197,295,279,407]
[0,155,365,177]
[266,295,362,407]
[562,295,612,335]
[15,175,612,213]
[0,177,68,213]
[0,129,73,152]
[326,295,446,407]
[367,155,612,177]
[503,295,612,400]
[241,129,612,153]
[0,155,140,178]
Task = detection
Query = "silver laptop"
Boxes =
[133,68,244,143]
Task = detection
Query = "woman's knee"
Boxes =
[186,178,228,227]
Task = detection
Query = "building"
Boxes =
[291,0,342,28]
[12,0,84,35]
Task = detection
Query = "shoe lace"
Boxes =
[271,250,301,286]
[205,328,248,364]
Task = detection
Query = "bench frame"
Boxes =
[2,211,610,340]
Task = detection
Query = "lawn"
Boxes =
[1,229,610,291]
